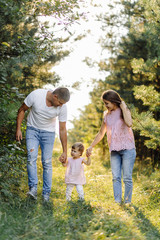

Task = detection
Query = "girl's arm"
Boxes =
[86,121,107,157]
[82,156,91,166]
[120,101,132,127]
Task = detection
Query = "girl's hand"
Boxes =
[86,146,92,157]
[62,161,68,167]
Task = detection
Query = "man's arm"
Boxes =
[16,103,29,141]
[59,121,67,163]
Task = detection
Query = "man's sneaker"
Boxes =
[27,187,37,200]
[42,193,50,202]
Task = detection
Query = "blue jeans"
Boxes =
[110,149,136,203]
[26,126,55,195]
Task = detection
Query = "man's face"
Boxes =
[52,95,66,107]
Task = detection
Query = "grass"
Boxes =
[0,148,160,240]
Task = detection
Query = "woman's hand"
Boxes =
[120,101,132,127]
[120,101,127,110]
[86,146,93,157]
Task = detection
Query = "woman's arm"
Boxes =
[86,121,107,157]
[120,101,132,127]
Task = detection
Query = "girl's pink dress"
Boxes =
[65,157,86,185]
[103,108,135,152]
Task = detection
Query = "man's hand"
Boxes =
[59,152,67,163]
[16,129,22,142]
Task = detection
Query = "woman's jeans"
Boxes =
[26,126,55,195]
[110,149,136,203]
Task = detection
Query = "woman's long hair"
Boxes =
[101,89,122,107]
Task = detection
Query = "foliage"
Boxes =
[0,0,81,93]
[132,85,160,149]
[68,0,160,166]
[0,86,27,199]
[0,144,26,200]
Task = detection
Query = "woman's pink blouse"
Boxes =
[103,108,135,152]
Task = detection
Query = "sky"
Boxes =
[44,0,111,132]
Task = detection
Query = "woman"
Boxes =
[86,89,136,204]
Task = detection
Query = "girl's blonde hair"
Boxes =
[72,142,84,156]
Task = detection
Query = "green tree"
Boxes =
[69,0,160,167]
[98,0,160,166]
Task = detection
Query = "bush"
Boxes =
[0,143,27,200]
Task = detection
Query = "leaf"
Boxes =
[2,42,10,47]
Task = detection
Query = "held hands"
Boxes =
[59,152,67,164]
[86,146,92,157]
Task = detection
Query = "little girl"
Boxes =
[62,142,91,201]
[86,89,136,204]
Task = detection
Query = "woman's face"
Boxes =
[103,100,118,111]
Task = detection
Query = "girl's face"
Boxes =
[71,147,81,159]
[103,100,118,111]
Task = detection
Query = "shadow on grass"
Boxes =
[48,200,142,240]
[123,204,160,240]
[0,197,142,240]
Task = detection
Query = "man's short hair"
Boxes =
[53,87,70,102]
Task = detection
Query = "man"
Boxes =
[16,87,70,202]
